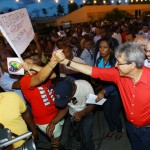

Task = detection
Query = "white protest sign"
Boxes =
[7,57,24,75]
[0,8,34,59]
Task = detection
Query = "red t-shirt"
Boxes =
[20,75,59,125]
[92,66,150,126]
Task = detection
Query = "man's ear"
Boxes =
[131,62,136,69]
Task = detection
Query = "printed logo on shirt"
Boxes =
[38,86,50,106]
[38,87,44,90]
[38,86,55,106]
[49,89,55,102]
[43,98,49,102]
[40,91,45,95]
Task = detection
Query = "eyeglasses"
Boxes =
[116,61,132,66]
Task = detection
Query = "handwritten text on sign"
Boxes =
[0,8,34,55]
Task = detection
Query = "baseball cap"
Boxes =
[54,79,74,109]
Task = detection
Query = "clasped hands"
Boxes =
[21,49,65,74]
[51,49,66,63]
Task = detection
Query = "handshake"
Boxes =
[51,50,66,63]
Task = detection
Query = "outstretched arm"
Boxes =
[22,55,58,87]
[22,61,56,86]
[30,60,57,87]
[54,50,92,76]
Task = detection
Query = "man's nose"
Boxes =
[115,62,118,68]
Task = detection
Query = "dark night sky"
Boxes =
[0,0,83,17]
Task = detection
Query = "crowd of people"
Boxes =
[0,16,150,150]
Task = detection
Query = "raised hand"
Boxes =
[52,50,65,63]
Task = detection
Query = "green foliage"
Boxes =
[57,4,64,16]
[104,8,133,22]
[42,8,48,16]
[141,11,150,21]
[98,17,105,22]
[68,2,78,13]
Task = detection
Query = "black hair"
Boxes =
[95,37,117,66]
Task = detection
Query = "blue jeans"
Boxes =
[126,121,150,150]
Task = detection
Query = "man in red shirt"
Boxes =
[54,42,150,150]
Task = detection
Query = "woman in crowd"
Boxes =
[95,37,123,140]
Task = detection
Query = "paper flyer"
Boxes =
[86,94,107,105]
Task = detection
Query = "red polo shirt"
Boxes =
[92,66,150,126]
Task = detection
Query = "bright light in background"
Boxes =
[15,0,41,2]
[83,0,86,3]
[125,0,128,2]
[111,0,114,3]
[119,0,121,3]
[93,0,97,4]
[103,0,106,4]
[55,0,59,3]
[70,0,74,3]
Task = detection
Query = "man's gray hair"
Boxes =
[115,42,145,68]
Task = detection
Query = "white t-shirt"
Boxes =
[68,80,94,115]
